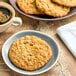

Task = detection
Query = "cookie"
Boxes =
[36,0,70,17]
[52,0,76,7]
[17,0,43,14]
[9,36,52,71]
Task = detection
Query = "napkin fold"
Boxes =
[57,21,76,58]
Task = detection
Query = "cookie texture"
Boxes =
[9,36,52,71]
[36,0,70,17]
[52,0,76,7]
[17,0,43,14]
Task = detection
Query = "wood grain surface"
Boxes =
[0,0,76,76]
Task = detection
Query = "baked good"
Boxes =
[9,36,52,71]
[52,0,76,7]
[17,0,43,14]
[36,0,70,17]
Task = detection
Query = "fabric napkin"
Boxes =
[57,21,76,58]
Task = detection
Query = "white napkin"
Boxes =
[57,21,76,58]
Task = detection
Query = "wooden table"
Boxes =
[0,0,76,76]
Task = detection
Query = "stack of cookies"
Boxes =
[17,0,76,17]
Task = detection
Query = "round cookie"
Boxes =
[52,0,76,7]
[9,36,52,71]
[36,0,70,17]
[17,0,43,14]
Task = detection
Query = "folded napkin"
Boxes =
[57,21,76,58]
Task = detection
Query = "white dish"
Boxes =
[2,30,59,75]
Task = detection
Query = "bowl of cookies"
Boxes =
[2,30,59,75]
[9,0,76,21]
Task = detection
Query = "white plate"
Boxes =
[2,30,59,75]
